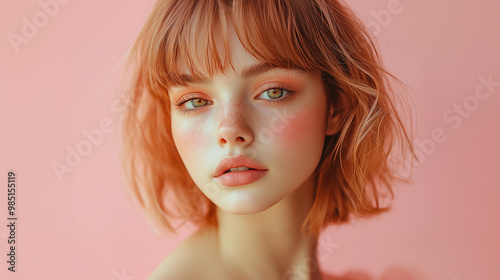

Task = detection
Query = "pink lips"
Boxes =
[213,155,268,186]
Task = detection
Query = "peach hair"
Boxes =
[120,0,416,238]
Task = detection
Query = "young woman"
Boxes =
[120,0,415,279]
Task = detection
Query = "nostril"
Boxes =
[220,136,245,145]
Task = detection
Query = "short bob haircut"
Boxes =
[120,0,416,238]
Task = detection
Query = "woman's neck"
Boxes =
[214,174,323,280]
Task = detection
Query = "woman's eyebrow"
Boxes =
[172,63,284,87]
[175,74,209,86]
[240,62,278,79]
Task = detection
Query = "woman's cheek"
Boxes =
[172,121,210,164]
[273,109,325,148]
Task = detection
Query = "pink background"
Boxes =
[1,0,499,279]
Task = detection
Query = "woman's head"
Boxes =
[121,0,415,238]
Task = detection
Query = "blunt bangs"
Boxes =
[148,0,344,92]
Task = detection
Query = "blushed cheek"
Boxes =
[172,124,209,166]
[273,109,326,151]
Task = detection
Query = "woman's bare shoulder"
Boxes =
[147,227,219,280]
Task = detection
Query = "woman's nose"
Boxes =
[216,105,254,149]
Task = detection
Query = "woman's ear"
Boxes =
[326,93,348,136]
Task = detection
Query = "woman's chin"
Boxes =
[216,200,276,215]
[213,194,280,215]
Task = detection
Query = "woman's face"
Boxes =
[169,28,332,214]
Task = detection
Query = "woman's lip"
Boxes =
[214,169,268,186]
[214,155,267,177]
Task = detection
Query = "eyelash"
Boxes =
[173,85,296,116]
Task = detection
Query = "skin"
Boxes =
[149,18,343,280]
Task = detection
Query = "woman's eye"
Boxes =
[174,97,210,110]
[172,96,211,116]
[258,88,290,100]
[185,98,208,109]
